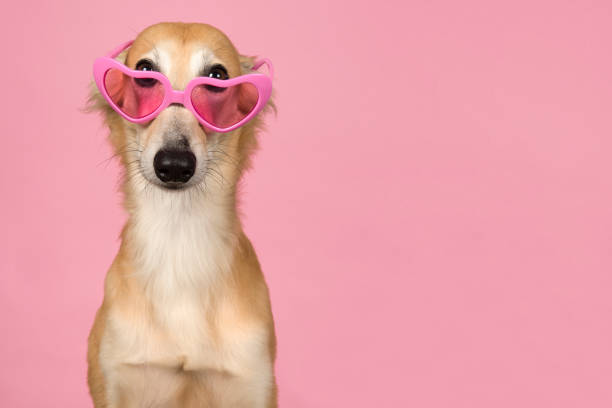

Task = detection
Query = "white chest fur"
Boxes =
[129,188,236,292]
[100,295,272,406]
[99,190,273,406]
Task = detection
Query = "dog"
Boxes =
[86,22,277,407]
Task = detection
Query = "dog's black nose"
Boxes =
[153,150,196,184]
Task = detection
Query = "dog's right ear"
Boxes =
[84,48,130,118]
[84,48,132,152]
[85,81,108,116]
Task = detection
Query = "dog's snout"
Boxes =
[154,150,196,184]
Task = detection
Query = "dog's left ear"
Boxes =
[239,54,255,75]
[239,54,276,116]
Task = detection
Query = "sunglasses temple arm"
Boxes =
[107,40,135,58]
[253,58,274,80]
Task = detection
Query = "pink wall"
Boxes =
[1,1,611,406]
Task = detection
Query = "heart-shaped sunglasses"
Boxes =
[93,40,273,133]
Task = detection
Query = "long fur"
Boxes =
[86,22,277,408]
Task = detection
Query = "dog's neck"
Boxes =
[122,183,240,298]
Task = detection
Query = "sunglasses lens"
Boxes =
[103,68,165,119]
[190,82,259,129]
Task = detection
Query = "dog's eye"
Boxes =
[208,64,229,80]
[205,64,229,93]
[134,59,158,88]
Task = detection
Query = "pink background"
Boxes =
[1,0,611,406]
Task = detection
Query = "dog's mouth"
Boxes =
[157,181,190,191]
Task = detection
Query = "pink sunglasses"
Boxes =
[93,40,273,133]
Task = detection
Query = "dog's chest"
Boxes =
[100,291,271,406]
[99,199,272,403]
[103,289,267,374]
[103,211,266,373]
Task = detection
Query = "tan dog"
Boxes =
[87,22,277,407]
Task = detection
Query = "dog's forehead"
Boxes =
[126,24,242,86]
[138,40,216,79]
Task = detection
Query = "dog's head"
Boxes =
[89,22,273,200]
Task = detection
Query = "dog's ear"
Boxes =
[85,81,108,115]
[239,54,276,116]
[233,54,277,172]
[85,48,130,116]
[239,54,255,75]
[84,48,131,151]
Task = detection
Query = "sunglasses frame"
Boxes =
[93,40,273,133]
